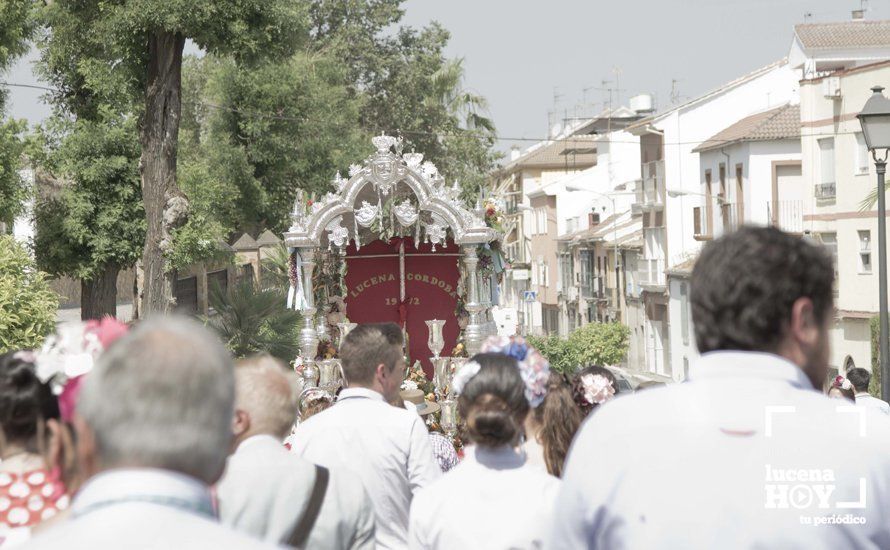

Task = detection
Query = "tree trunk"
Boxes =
[140,30,188,315]
[81,264,120,320]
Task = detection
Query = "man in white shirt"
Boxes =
[291,323,441,550]
[847,367,890,415]
[217,355,375,549]
[28,317,274,549]
[549,227,890,549]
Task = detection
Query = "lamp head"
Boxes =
[857,86,890,152]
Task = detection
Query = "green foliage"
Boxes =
[0,235,59,353]
[307,1,500,202]
[32,116,144,280]
[261,243,291,290]
[526,334,578,374]
[0,118,27,226]
[527,323,630,374]
[569,322,631,369]
[38,0,307,118]
[0,1,33,68]
[190,51,367,233]
[870,316,883,398]
[205,278,301,360]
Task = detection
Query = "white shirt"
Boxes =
[290,387,441,550]
[855,392,890,415]
[26,469,274,549]
[217,434,375,549]
[549,352,890,550]
[520,434,548,473]
[409,445,559,549]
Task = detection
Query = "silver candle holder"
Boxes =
[318,358,342,396]
[432,357,452,401]
[426,319,445,359]
[439,399,458,437]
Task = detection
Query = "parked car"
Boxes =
[605,367,636,394]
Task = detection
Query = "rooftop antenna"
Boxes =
[670,79,682,105]
[803,11,813,23]
[612,66,623,106]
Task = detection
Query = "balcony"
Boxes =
[626,280,642,299]
[693,206,712,240]
[638,258,666,290]
[640,161,665,211]
[718,202,739,235]
[767,200,804,234]
[815,182,836,200]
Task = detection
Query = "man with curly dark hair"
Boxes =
[550,226,890,549]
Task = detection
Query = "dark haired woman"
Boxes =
[408,353,559,549]
[828,375,856,402]
[572,365,619,417]
[0,352,69,545]
[525,374,582,477]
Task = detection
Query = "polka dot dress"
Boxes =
[0,470,68,530]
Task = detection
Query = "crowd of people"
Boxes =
[0,225,889,548]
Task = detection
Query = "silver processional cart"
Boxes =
[282,135,502,403]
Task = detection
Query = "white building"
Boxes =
[627,59,800,380]
[667,103,803,375]
[800,60,890,376]
[492,136,598,335]
[789,18,890,80]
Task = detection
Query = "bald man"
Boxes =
[216,356,375,549]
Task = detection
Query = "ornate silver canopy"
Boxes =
[284,134,498,249]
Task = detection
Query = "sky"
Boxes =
[5,0,890,152]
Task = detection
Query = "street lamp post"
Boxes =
[858,85,890,402]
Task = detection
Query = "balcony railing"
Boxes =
[640,161,665,210]
[767,200,804,234]
[638,258,666,288]
[626,280,642,298]
[815,182,836,200]
[693,206,711,240]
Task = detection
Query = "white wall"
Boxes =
[829,318,871,373]
[654,62,799,267]
[668,276,697,381]
[553,131,641,236]
[698,139,801,236]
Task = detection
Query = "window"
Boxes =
[704,170,713,235]
[173,276,198,314]
[680,282,690,345]
[207,270,228,295]
[559,253,573,293]
[859,230,872,273]
[855,133,870,175]
[580,250,593,298]
[819,233,838,285]
[535,208,547,235]
[566,217,578,234]
[818,138,835,185]
[735,164,744,224]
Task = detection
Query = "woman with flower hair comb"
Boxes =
[571,365,619,417]
[0,318,129,545]
[828,375,855,402]
[408,352,559,549]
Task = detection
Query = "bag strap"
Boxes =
[287,465,330,548]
